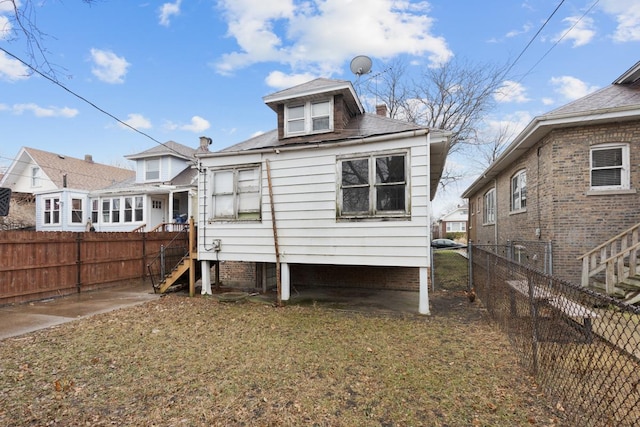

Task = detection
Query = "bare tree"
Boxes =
[363,57,508,156]
[2,0,95,79]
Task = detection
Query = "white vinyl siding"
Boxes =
[197,134,433,268]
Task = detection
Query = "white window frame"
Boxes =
[43,197,60,225]
[210,165,261,221]
[590,143,629,191]
[483,189,495,225]
[71,198,83,223]
[511,170,527,212]
[337,151,410,219]
[31,167,41,188]
[91,199,99,223]
[284,99,333,137]
[145,158,160,181]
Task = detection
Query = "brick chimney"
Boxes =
[84,154,93,163]
[199,136,212,152]
[376,104,388,117]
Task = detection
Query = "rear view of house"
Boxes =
[195,78,450,314]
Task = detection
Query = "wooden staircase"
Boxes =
[578,223,640,304]
[157,255,192,293]
[147,217,198,296]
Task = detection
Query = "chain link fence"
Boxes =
[469,243,640,426]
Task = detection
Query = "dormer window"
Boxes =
[145,158,160,181]
[285,99,332,137]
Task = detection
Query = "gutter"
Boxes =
[196,129,437,158]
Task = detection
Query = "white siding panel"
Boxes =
[198,133,433,268]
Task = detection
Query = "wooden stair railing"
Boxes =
[578,223,640,291]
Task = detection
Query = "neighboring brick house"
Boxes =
[462,60,640,288]
[195,78,450,314]
[433,205,468,240]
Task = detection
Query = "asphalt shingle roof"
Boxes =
[26,147,135,191]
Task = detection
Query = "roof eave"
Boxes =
[461,106,640,198]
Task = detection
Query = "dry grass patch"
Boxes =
[0,253,560,426]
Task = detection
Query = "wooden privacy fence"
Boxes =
[0,231,185,305]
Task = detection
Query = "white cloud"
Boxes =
[0,51,29,81]
[553,16,595,47]
[599,0,640,42]
[11,103,79,118]
[0,0,19,13]
[90,48,130,84]
[541,97,554,105]
[265,70,317,89]
[180,116,210,133]
[0,15,11,40]
[119,113,152,130]
[494,80,530,103]
[505,23,532,38]
[164,116,211,133]
[159,0,182,27]
[215,0,452,76]
[550,76,599,101]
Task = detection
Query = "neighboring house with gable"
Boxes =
[0,142,199,232]
[462,60,640,303]
[0,147,134,231]
[433,205,468,240]
[194,78,450,314]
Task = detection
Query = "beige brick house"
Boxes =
[462,60,640,300]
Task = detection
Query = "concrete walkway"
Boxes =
[0,282,160,340]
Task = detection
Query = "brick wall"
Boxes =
[217,261,421,292]
[469,120,640,284]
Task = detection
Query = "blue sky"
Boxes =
[1,0,638,215]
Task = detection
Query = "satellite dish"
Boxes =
[350,55,372,76]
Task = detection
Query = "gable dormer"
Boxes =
[125,141,196,184]
[263,78,364,142]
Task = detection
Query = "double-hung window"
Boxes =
[483,189,495,225]
[338,152,409,218]
[590,144,629,190]
[44,197,60,225]
[285,100,332,136]
[511,170,527,211]
[145,158,160,181]
[91,199,99,223]
[71,198,83,223]
[211,166,261,221]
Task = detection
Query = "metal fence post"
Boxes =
[468,240,473,292]
[160,245,165,279]
[527,274,539,375]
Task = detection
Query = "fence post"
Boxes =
[468,240,473,292]
[160,245,165,279]
[527,274,539,375]
[76,232,83,293]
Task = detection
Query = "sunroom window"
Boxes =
[211,166,261,221]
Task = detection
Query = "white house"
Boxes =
[1,142,199,232]
[434,205,468,239]
[195,78,450,314]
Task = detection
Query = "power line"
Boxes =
[0,46,189,159]
[501,0,566,81]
